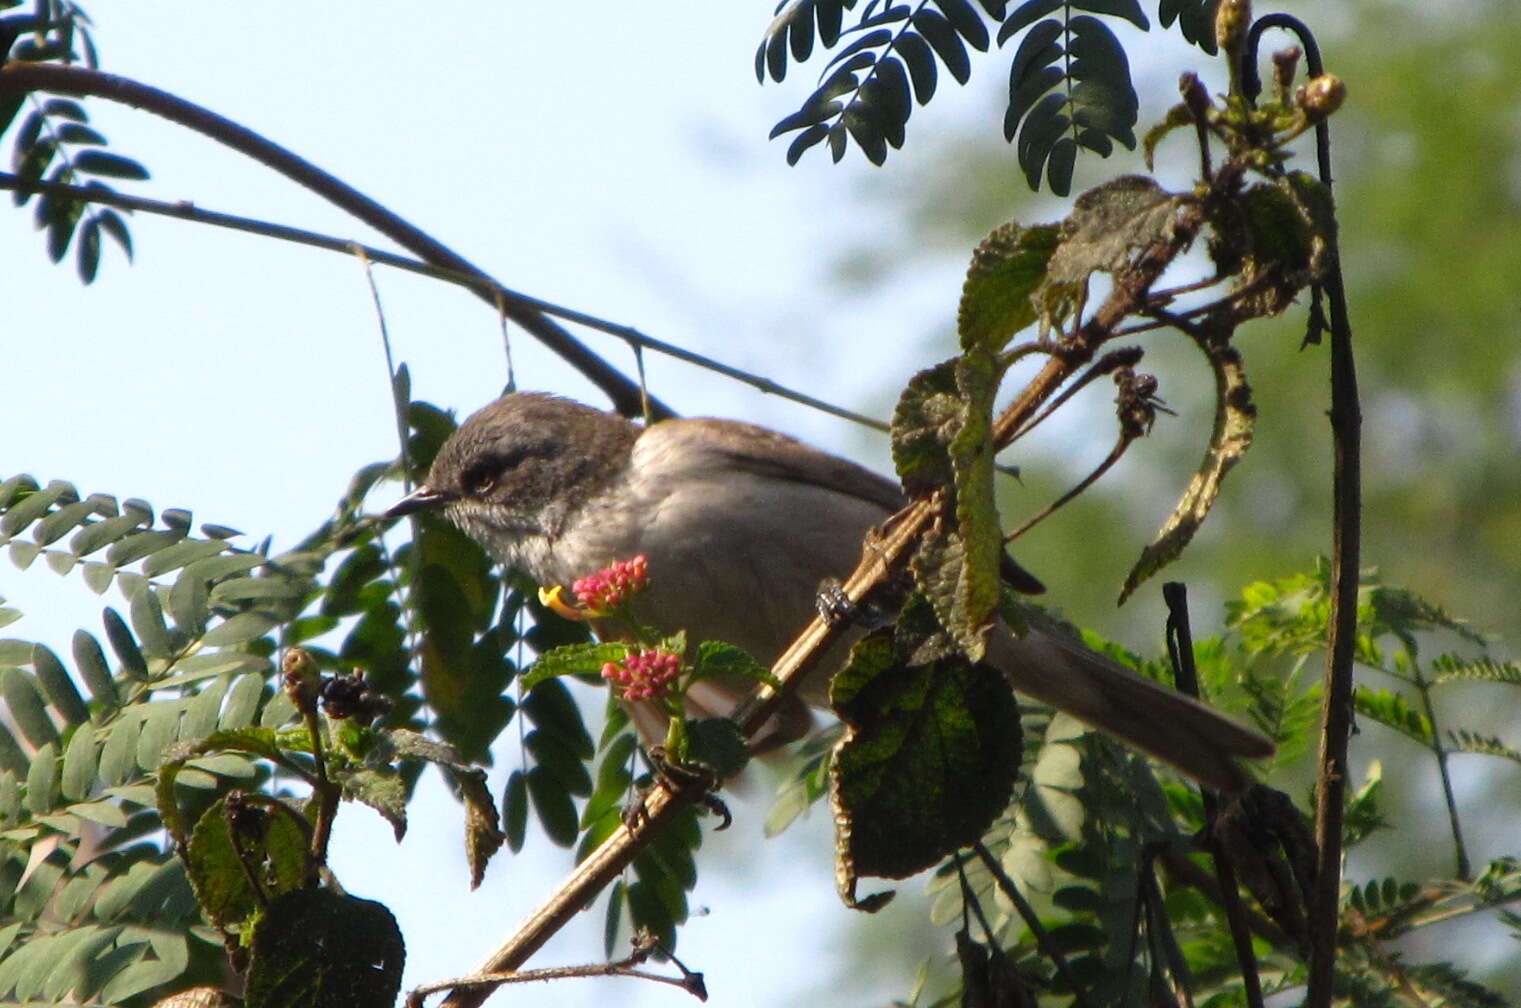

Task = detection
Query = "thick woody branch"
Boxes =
[0,63,664,420]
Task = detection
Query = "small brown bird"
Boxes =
[387,392,1272,791]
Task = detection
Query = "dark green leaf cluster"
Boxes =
[0,395,606,999]
[759,1,1220,193]
[2,1,144,282]
[572,705,706,955]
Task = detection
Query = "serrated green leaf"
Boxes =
[830,619,1022,904]
[684,717,749,779]
[692,639,779,688]
[245,890,403,1008]
[958,221,1059,352]
[341,766,409,841]
[521,641,629,689]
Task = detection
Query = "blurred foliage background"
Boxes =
[831,0,1520,652]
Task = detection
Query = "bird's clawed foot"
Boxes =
[621,745,732,832]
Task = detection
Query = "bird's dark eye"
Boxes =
[462,461,498,495]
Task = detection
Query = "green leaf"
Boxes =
[1,480,74,537]
[186,795,311,930]
[1118,303,1254,601]
[829,616,1022,906]
[526,765,579,848]
[102,607,148,680]
[340,766,409,840]
[520,678,594,760]
[691,639,778,688]
[201,611,280,647]
[245,890,404,1008]
[76,214,101,283]
[1073,0,1148,29]
[958,221,1059,353]
[525,728,593,797]
[522,641,629,689]
[683,717,750,779]
[30,643,89,726]
[31,496,107,546]
[97,708,142,786]
[1447,730,1521,765]
[1431,654,1521,685]
[892,355,1007,657]
[107,528,186,568]
[60,721,98,801]
[220,673,266,730]
[913,7,971,83]
[128,584,174,659]
[1353,687,1433,747]
[503,769,528,853]
[3,666,59,747]
[25,741,60,815]
[72,149,149,180]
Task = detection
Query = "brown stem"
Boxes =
[1164,583,1265,1008]
[0,63,664,420]
[971,843,1097,1008]
[1305,150,1360,1008]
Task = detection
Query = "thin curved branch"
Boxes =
[0,169,889,433]
[0,63,665,419]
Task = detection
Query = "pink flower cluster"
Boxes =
[602,648,681,701]
[572,554,649,615]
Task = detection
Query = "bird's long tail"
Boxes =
[988,623,1273,792]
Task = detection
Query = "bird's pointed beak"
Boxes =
[383,485,457,519]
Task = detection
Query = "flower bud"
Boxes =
[1272,46,1302,100]
[601,648,682,702]
[1179,71,1211,122]
[1215,0,1251,55]
[571,554,650,616]
[1295,74,1346,120]
[281,648,321,714]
